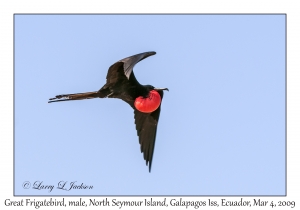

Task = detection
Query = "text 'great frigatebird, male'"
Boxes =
[48,51,168,172]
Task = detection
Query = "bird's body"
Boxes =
[49,51,168,172]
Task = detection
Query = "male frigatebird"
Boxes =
[48,51,168,172]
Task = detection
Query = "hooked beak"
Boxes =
[154,87,169,91]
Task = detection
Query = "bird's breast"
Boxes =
[134,90,161,113]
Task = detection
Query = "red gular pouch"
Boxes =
[134,90,161,113]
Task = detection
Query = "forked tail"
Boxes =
[48,91,98,103]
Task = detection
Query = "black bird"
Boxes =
[48,51,168,172]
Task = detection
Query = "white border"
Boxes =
[1,1,299,209]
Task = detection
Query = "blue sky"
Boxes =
[15,14,285,196]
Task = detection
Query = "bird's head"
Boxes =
[144,85,169,92]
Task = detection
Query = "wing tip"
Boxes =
[146,160,152,173]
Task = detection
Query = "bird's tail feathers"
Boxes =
[48,91,98,103]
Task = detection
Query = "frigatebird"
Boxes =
[48,51,168,172]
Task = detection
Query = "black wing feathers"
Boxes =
[100,51,162,172]
[106,51,156,84]
[134,90,164,172]
[119,51,156,79]
[50,51,164,172]
[100,51,156,106]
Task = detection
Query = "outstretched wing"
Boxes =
[134,90,164,172]
[105,51,156,85]
[99,51,156,103]
[119,51,156,80]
